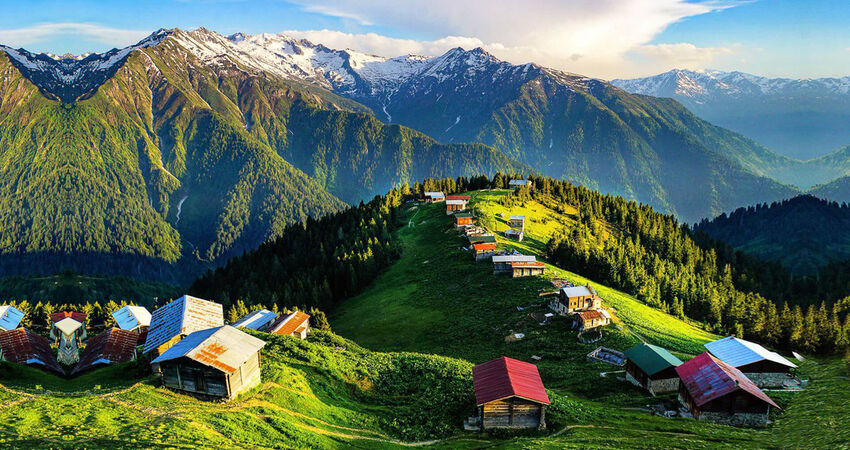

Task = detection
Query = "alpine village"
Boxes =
[0,9,847,449]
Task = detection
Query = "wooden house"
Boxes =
[509,179,533,189]
[508,215,525,230]
[549,285,601,315]
[493,255,536,274]
[72,328,139,375]
[472,242,496,261]
[704,336,797,388]
[472,357,550,430]
[267,311,311,339]
[510,261,545,278]
[504,229,523,241]
[0,305,25,331]
[143,295,224,356]
[573,309,611,331]
[151,326,266,400]
[0,328,62,374]
[676,353,779,427]
[624,343,683,395]
[112,305,151,344]
[52,317,85,366]
[423,191,445,203]
[454,212,474,227]
[232,309,279,331]
[446,195,470,214]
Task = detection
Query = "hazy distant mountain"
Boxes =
[175,28,798,222]
[611,69,850,161]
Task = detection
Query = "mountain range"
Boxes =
[612,69,850,187]
[2,27,843,283]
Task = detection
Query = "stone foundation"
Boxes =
[744,372,792,388]
[698,411,769,428]
[648,377,680,394]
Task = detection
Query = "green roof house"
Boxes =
[624,343,683,395]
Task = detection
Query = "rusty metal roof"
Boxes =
[151,325,265,374]
[269,311,311,336]
[473,356,550,406]
[472,243,496,251]
[112,305,152,331]
[51,311,87,324]
[510,261,544,268]
[0,328,62,373]
[576,310,605,321]
[446,195,470,200]
[73,328,138,374]
[676,352,779,409]
[143,295,224,354]
[0,305,24,331]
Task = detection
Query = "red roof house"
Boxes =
[472,357,550,429]
[51,311,87,325]
[676,352,779,427]
[446,195,471,200]
[73,328,139,374]
[0,328,63,373]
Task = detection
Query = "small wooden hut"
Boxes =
[151,326,266,400]
[446,195,470,214]
[472,357,550,430]
[549,285,601,315]
[143,295,224,356]
[573,309,611,330]
[676,353,779,427]
[267,311,311,339]
[510,261,545,278]
[508,215,525,230]
[454,212,474,227]
[472,242,496,261]
[624,343,683,394]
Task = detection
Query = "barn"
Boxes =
[151,326,266,400]
[676,352,779,427]
[509,261,545,278]
[232,309,279,331]
[624,343,683,395]
[504,229,523,241]
[72,328,139,374]
[143,295,224,356]
[472,356,550,430]
[267,311,311,339]
[492,255,536,274]
[0,328,62,373]
[549,285,601,315]
[472,242,496,261]
[0,305,25,331]
[454,212,474,227]
[573,309,611,330]
[704,336,797,388]
[446,195,470,214]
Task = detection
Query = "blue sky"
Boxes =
[0,0,847,79]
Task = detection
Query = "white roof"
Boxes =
[112,305,151,330]
[0,305,24,331]
[55,317,83,336]
[424,191,444,197]
[505,229,522,235]
[509,215,525,220]
[560,286,594,298]
[143,295,224,353]
[705,336,797,369]
[232,309,278,330]
[152,326,265,374]
[446,199,467,205]
[509,179,530,185]
[492,255,536,263]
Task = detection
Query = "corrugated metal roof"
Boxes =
[54,317,83,336]
[472,243,495,251]
[143,295,224,354]
[446,199,467,205]
[446,195,470,200]
[232,310,278,331]
[492,255,536,263]
[676,352,779,409]
[624,343,683,376]
[151,325,265,374]
[269,311,310,336]
[510,261,544,268]
[0,328,62,373]
[473,356,550,406]
[73,328,138,374]
[560,286,593,298]
[704,336,797,369]
[576,310,605,321]
[112,305,152,330]
[0,305,24,331]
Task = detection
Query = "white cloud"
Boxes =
[0,23,150,49]
[285,0,740,78]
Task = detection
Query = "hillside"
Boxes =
[0,31,525,286]
[693,195,850,275]
[165,28,799,224]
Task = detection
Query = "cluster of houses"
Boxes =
[622,335,797,427]
[542,283,612,332]
[0,296,312,401]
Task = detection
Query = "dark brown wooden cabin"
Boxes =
[473,357,551,430]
